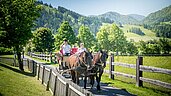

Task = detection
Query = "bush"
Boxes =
[0,47,13,55]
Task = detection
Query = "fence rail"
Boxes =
[107,54,171,89]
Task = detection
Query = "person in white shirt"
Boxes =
[61,39,71,56]
[76,43,87,55]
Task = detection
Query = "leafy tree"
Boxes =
[32,27,54,52]
[159,38,171,54]
[126,40,138,55]
[0,0,39,71]
[96,23,127,53]
[138,41,148,54]
[54,21,76,49]
[77,25,95,49]
[96,24,111,51]
[139,40,161,55]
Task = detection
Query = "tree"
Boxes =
[32,27,54,52]
[159,38,171,54]
[54,21,76,49]
[126,40,138,55]
[0,0,39,71]
[96,24,111,51]
[77,25,95,49]
[96,23,127,54]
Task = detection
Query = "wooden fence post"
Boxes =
[136,56,143,87]
[65,83,69,96]
[32,60,34,74]
[50,52,52,63]
[42,66,45,84]
[37,64,40,80]
[46,69,52,91]
[53,75,57,96]
[27,59,29,70]
[109,53,114,80]
[54,53,57,63]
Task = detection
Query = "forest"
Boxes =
[0,1,171,56]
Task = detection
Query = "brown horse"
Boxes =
[67,51,93,88]
[89,50,108,90]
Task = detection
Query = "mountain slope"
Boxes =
[97,12,140,24]
[34,1,144,34]
[34,1,112,34]
[143,5,171,38]
[143,5,171,24]
[128,14,145,21]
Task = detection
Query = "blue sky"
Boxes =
[40,0,171,16]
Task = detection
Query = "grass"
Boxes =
[120,24,159,42]
[0,62,52,96]
[103,56,171,96]
[1,55,170,95]
[0,55,14,58]
[101,74,171,96]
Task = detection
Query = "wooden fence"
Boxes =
[106,53,171,89]
[28,52,57,63]
[23,58,93,96]
[27,52,171,89]
[0,57,93,96]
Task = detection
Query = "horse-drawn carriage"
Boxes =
[56,50,108,90]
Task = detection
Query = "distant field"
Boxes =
[120,24,159,42]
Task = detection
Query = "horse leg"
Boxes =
[90,75,94,88]
[84,76,87,89]
[99,69,104,82]
[96,73,100,90]
[71,71,76,83]
[76,72,79,84]
[96,69,104,90]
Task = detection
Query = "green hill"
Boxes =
[97,12,139,24]
[120,25,159,42]
[34,1,112,35]
[143,5,171,24]
[143,5,171,38]
[34,1,144,35]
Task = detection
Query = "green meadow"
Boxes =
[104,56,171,96]
[120,24,159,42]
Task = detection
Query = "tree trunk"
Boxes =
[16,46,24,71]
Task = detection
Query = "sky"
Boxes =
[40,0,171,16]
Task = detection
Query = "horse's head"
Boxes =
[79,51,93,66]
[99,50,108,63]
[93,50,108,65]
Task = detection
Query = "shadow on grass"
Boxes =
[78,79,136,96]
[89,82,136,96]
[0,63,34,77]
[0,93,3,96]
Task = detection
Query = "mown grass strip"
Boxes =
[0,63,51,96]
